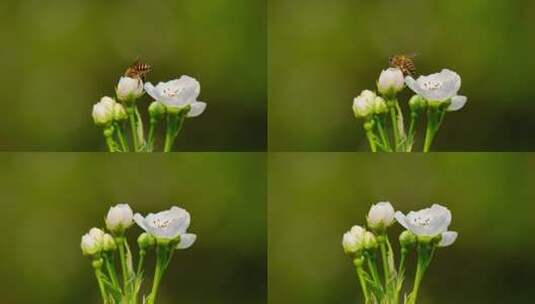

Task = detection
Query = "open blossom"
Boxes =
[395,204,457,247]
[342,225,366,255]
[377,68,404,95]
[144,76,207,117]
[134,206,197,249]
[116,76,144,101]
[367,201,395,230]
[405,69,467,111]
[105,203,134,233]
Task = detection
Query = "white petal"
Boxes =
[187,102,207,117]
[144,82,161,101]
[439,231,458,247]
[404,76,421,94]
[176,233,197,249]
[447,95,467,111]
[394,211,409,230]
[133,214,148,231]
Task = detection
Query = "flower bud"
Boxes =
[105,204,134,234]
[148,101,167,120]
[342,225,366,255]
[102,233,117,251]
[377,68,404,96]
[138,232,156,250]
[373,96,387,114]
[92,97,116,126]
[409,95,427,112]
[81,228,105,256]
[116,76,144,102]
[352,90,376,118]
[363,231,378,250]
[399,230,417,247]
[113,103,127,121]
[367,202,395,232]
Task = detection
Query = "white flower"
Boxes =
[105,204,134,233]
[134,206,197,249]
[116,76,144,101]
[405,69,467,111]
[92,96,116,126]
[81,227,105,256]
[144,76,206,118]
[367,201,395,230]
[377,68,404,95]
[342,225,366,255]
[395,204,457,246]
[352,90,376,118]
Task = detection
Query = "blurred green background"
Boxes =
[0,153,266,303]
[268,0,535,151]
[269,153,535,303]
[0,0,266,151]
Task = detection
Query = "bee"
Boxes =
[389,54,417,76]
[124,58,152,81]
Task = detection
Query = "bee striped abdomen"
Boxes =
[124,60,152,80]
[389,55,416,76]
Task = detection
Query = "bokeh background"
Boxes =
[268,0,535,151]
[269,153,535,303]
[0,153,266,303]
[0,0,266,151]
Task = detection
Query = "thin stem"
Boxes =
[366,253,382,287]
[163,113,186,152]
[409,244,432,304]
[104,253,121,290]
[114,122,129,152]
[379,238,390,286]
[423,107,446,152]
[398,247,408,276]
[92,259,108,303]
[116,237,128,291]
[374,116,392,151]
[147,245,169,304]
[104,127,118,152]
[363,120,377,152]
[146,118,157,152]
[388,100,400,151]
[407,112,418,152]
[126,106,140,151]
[354,259,370,304]
[136,249,146,276]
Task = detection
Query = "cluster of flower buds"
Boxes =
[81,203,196,304]
[342,201,457,304]
[352,64,468,152]
[91,63,207,152]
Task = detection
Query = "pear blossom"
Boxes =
[395,204,457,246]
[144,76,206,118]
[134,206,197,249]
[352,90,377,118]
[342,225,366,255]
[367,201,395,230]
[116,76,144,101]
[92,96,116,126]
[105,203,134,233]
[377,68,404,95]
[405,69,467,111]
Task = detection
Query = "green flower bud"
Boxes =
[149,101,167,120]
[399,230,417,247]
[409,95,427,112]
[102,233,117,251]
[113,103,128,121]
[373,96,388,114]
[363,231,378,250]
[137,232,156,250]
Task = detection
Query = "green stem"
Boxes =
[366,253,382,288]
[136,249,146,276]
[388,100,400,151]
[147,245,170,304]
[409,244,432,304]
[126,106,140,151]
[398,247,408,276]
[104,253,121,290]
[104,127,118,152]
[423,106,446,152]
[407,112,418,152]
[374,116,392,151]
[92,259,108,303]
[363,120,377,152]
[354,258,370,304]
[116,237,128,290]
[379,236,391,288]
[147,118,157,152]
[114,122,129,152]
[163,113,186,152]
